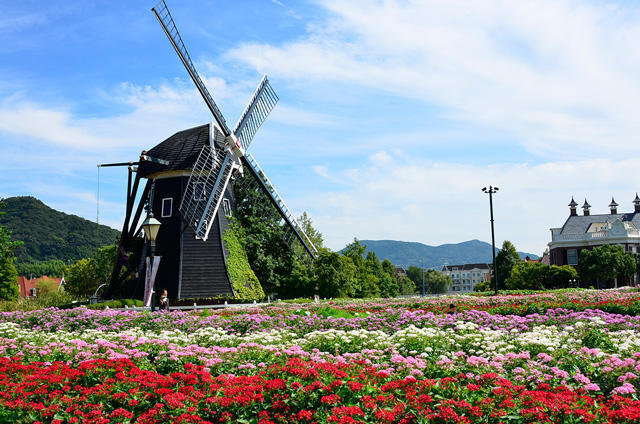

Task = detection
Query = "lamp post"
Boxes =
[482,186,499,295]
[142,211,161,311]
[421,259,425,297]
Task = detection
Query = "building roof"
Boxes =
[539,253,551,265]
[559,212,640,235]
[442,263,491,271]
[17,276,63,298]
[138,123,227,178]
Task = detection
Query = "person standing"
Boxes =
[158,289,169,311]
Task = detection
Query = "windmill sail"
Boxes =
[152,0,230,135]
[180,143,235,241]
[242,153,318,259]
[233,76,279,151]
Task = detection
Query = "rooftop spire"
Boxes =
[609,197,618,214]
[582,198,591,216]
[568,196,578,216]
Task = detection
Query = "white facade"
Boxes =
[442,264,491,293]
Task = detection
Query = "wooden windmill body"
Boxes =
[105,1,317,300]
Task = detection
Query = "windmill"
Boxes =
[104,0,317,300]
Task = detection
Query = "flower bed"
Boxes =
[1,289,640,423]
[2,357,640,424]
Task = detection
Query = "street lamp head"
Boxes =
[494,187,499,191]
[142,212,162,243]
[482,187,487,192]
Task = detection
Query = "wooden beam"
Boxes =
[104,177,150,299]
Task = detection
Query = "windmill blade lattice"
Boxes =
[233,76,279,151]
[152,0,230,134]
[243,153,317,260]
[179,144,235,241]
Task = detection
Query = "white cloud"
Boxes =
[227,0,640,159]
[0,80,213,153]
[296,153,640,255]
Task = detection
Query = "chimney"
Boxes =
[582,199,591,216]
[568,197,578,216]
[609,197,619,215]
[633,193,640,213]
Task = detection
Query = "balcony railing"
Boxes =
[551,230,640,242]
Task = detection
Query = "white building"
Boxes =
[442,263,491,293]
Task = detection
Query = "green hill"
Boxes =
[0,196,120,263]
[353,239,539,269]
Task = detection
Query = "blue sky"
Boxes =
[2,0,640,257]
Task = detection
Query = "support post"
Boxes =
[482,186,499,296]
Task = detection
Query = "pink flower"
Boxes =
[612,383,636,395]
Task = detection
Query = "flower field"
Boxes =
[2,290,640,423]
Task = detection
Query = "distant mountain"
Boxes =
[353,239,539,269]
[0,196,120,263]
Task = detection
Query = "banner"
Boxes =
[143,256,162,307]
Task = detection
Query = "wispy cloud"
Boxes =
[227,0,640,159]
[295,152,640,254]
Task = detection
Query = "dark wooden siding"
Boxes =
[179,207,233,298]
[150,177,182,299]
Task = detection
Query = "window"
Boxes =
[193,182,206,201]
[222,198,232,217]
[161,198,173,218]
[567,249,578,265]
[30,288,37,297]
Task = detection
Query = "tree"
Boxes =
[298,212,324,249]
[342,239,366,268]
[15,259,67,278]
[35,277,60,296]
[65,258,98,298]
[548,265,578,289]
[379,259,400,297]
[232,175,322,298]
[398,275,416,295]
[406,266,425,293]
[618,251,636,287]
[474,280,491,292]
[505,262,549,290]
[423,269,451,294]
[94,245,117,286]
[0,257,19,300]
[579,245,636,288]
[494,241,521,290]
[0,200,22,300]
[314,250,357,298]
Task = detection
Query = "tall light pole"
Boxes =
[482,186,499,295]
[421,259,425,297]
